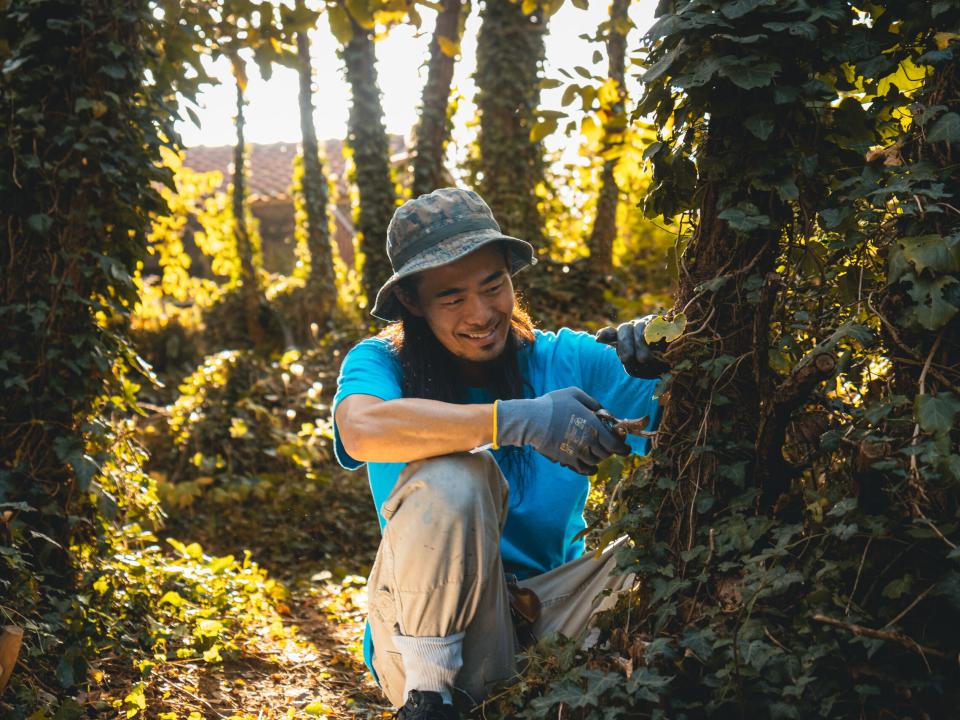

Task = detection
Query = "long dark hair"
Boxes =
[378,255,537,497]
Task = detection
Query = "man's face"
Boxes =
[400,243,515,363]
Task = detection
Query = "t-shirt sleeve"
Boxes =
[565,328,662,456]
[331,338,404,470]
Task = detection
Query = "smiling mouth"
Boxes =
[460,321,500,343]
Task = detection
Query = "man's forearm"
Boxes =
[339,398,495,463]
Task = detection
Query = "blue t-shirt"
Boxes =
[331,327,661,677]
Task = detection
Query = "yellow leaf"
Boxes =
[521,0,537,14]
[581,115,603,144]
[203,645,223,663]
[328,6,353,45]
[159,590,184,607]
[229,417,249,438]
[935,32,958,50]
[93,576,110,594]
[529,118,557,142]
[304,701,334,716]
[437,36,460,58]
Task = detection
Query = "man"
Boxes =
[332,188,664,719]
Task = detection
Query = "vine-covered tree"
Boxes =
[228,54,268,345]
[474,0,548,245]
[334,5,397,313]
[410,0,466,198]
[292,0,337,325]
[586,0,629,276]
[0,0,202,695]
[495,1,960,717]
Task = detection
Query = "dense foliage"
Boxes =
[3,0,958,717]
[490,1,960,718]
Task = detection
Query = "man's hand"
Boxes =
[595,316,669,380]
[497,387,631,475]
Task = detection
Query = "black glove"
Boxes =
[497,387,631,475]
[595,316,669,380]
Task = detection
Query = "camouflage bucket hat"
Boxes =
[370,187,537,321]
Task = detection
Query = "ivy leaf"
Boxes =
[721,0,764,19]
[927,112,960,143]
[745,115,774,140]
[718,204,771,232]
[27,213,53,234]
[643,45,681,83]
[898,234,960,274]
[905,274,960,330]
[645,313,687,343]
[723,60,780,90]
[915,393,960,435]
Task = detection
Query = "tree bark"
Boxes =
[295,23,336,327]
[342,21,397,314]
[231,60,265,345]
[411,0,464,198]
[475,0,547,245]
[587,0,629,276]
[651,119,781,553]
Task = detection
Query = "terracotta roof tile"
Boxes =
[183,136,407,202]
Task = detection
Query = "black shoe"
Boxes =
[395,690,460,720]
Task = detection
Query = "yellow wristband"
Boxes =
[491,400,500,450]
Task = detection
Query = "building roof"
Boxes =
[183,137,407,203]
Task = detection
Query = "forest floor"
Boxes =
[77,330,394,720]
[88,460,389,720]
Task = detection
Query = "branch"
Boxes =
[813,614,953,667]
[757,351,837,509]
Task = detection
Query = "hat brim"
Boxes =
[370,229,537,322]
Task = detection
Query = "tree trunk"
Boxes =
[231,60,265,346]
[474,0,547,245]
[587,0,629,276]
[296,24,336,327]
[652,130,781,551]
[342,21,396,314]
[411,0,464,198]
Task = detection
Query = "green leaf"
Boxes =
[645,313,687,343]
[927,112,960,143]
[906,275,959,330]
[99,64,126,79]
[718,204,771,232]
[744,115,774,140]
[27,213,53,234]
[915,393,960,435]
[899,234,960,274]
[881,574,913,600]
[723,60,780,90]
[721,0,764,19]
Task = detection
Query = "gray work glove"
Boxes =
[497,387,631,475]
[595,315,669,380]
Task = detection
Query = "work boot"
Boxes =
[394,690,460,719]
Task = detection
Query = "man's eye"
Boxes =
[443,298,463,306]
[486,283,504,293]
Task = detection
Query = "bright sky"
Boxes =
[176,2,655,156]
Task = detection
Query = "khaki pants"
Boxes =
[366,451,632,708]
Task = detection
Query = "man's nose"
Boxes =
[462,292,494,326]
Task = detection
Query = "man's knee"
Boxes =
[392,451,505,519]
